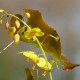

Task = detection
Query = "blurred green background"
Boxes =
[0,0,80,80]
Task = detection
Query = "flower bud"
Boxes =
[0,9,4,13]
[14,34,20,44]
[5,22,9,29]
[8,27,16,36]
[25,13,30,18]
[32,63,36,70]
[0,19,2,25]
[26,57,29,62]
[42,70,46,77]
[15,20,20,28]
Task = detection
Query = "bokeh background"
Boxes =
[0,0,80,80]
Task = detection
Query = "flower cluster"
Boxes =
[18,51,56,76]
[0,11,21,45]
[0,10,44,45]
[0,9,56,79]
[8,19,20,44]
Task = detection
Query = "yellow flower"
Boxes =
[18,51,39,63]
[24,28,44,41]
[18,51,57,76]
[37,58,55,70]
[37,58,46,68]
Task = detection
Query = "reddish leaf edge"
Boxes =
[63,64,80,71]
[61,54,80,71]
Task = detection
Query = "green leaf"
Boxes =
[25,68,34,80]
[23,8,61,61]
[22,8,80,70]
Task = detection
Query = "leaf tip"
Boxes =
[63,64,80,71]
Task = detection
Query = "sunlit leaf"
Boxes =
[25,68,34,80]
[22,8,80,70]
[23,8,61,61]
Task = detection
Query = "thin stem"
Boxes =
[35,37,53,80]
[38,54,43,57]
[36,37,48,65]
[17,27,23,34]
[49,71,53,80]
[0,41,14,54]
[0,13,30,28]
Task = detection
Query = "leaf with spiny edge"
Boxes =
[22,8,80,71]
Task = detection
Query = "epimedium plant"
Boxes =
[0,8,80,80]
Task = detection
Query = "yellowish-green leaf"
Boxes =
[22,8,80,70]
